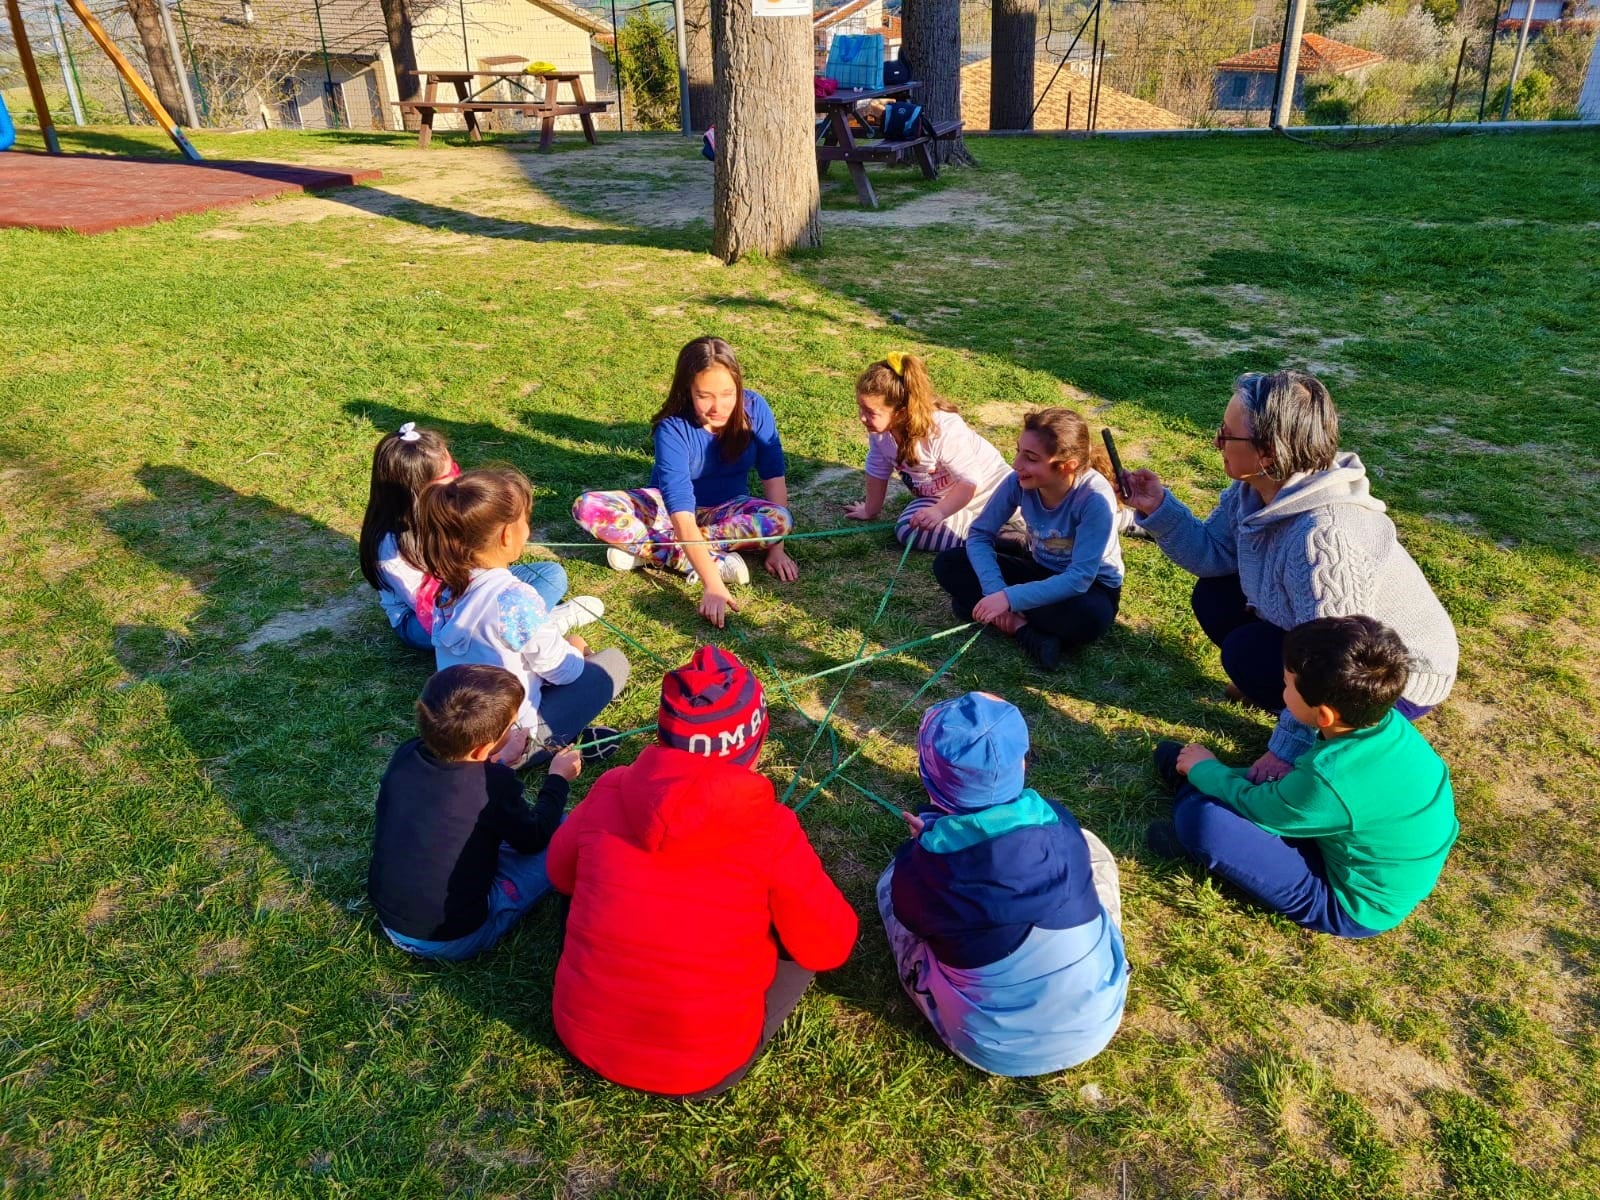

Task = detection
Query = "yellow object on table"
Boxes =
[525,61,558,75]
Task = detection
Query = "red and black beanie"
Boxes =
[658,646,768,768]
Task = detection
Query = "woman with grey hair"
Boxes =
[1124,370,1458,783]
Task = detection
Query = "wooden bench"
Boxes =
[925,117,964,140]
[396,69,612,151]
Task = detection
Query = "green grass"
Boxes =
[2,125,1599,1197]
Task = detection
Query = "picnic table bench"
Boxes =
[815,81,963,209]
[395,68,611,151]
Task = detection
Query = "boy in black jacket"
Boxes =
[369,664,581,961]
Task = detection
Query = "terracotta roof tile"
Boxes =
[1215,33,1384,74]
[961,57,1183,131]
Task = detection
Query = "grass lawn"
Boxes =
[2,124,1598,1198]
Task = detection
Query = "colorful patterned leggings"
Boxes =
[895,490,1002,554]
[571,487,793,575]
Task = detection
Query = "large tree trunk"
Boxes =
[379,0,421,104]
[124,0,187,120]
[902,0,974,165]
[683,0,713,131]
[710,0,819,262]
[989,0,1037,129]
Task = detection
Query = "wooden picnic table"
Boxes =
[815,80,963,209]
[394,68,611,152]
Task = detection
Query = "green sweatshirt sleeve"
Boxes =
[1186,757,1353,839]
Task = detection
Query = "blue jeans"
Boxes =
[383,841,556,961]
[390,562,569,652]
[1171,783,1380,938]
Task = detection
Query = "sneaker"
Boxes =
[606,547,642,573]
[574,725,621,762]
[686,552,750,588]
[1152,739,1184,792]
[1145,818,1186,861]
[548,596,603,636]
[1014,625,1062,671]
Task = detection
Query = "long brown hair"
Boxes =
[856,352,957,466]
[414,467,533,597]
[1021,408,1120,503]
[358,425,453,592]
[651,336,751,462]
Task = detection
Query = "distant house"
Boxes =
[1213,33,1383,112]
[1498,0,1599,32]
[960,57,1183,131]
[181,0,614,131]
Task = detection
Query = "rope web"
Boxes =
[534,523,986,819]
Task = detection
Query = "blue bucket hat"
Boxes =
[917,692,1030,813]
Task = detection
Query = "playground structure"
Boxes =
[3,0,201,160]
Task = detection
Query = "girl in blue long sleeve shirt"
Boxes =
[933,408,1125,669]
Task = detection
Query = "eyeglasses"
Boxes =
[1214,426,1257,451]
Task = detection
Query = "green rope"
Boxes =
[529,522,896,550]
[833,771,900,818]
[783,622,979,688]
[792,624,985,815]
[732,623,841,778]
[581,721,656,749]
[780,537,916,806]
[565,598,673,669]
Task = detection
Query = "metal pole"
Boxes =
[1477,0,1504,121]
[1445,36,1467,121]
[609,0,622,131]
[311,0,341,127]
[1499,0,1537,119]
[175,0,210,124]
[672,0,689,135]
[457,0,470,70]
[156,0,200,127]
[48,2,85,123]
[1270,0,1309,130]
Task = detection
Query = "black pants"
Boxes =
[1189,574,1287,711]
[933,545,1120,647]
[679,958,815,1100]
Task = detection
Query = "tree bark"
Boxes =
[989,0,1037,129]
[902,0,974,165]
[710,0,819,262]
[683,0,713,131]
[379,0,421,104]
[124,0,188,120]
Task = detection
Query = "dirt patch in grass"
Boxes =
[1291,1004,1467,1140]
[828,187,1015,230]
[82,884,126,933]
[239,589,368,652]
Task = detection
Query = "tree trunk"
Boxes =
[124,0,187,120]
[989,0,1037,129]
[379,0,421,104]
[684,0,713,131]
[902,0,974,165]
[710,0,819,262]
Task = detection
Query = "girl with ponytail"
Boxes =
[844,352,1011,553]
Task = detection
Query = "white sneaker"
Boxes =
[684,552,749,587]
[548,596,603,635]
[1115,506,1148,538]
[606,547,642,572]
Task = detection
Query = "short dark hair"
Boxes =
[1282,616,1411,730]
[415,665,524,761]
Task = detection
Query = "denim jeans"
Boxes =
[1171,783,1380,938]
[390,561,569,652]
[382,840,557,961]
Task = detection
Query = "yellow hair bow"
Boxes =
[885,351,906,377]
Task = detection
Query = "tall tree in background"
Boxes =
[123,0,187,117]
[613,8,681,129]
[990,0,1038,128]
[684,0,714,130]
[903,0,973,164]
[379,0,422,105]
[710,0,818,261]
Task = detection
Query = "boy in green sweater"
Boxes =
[1147,615,1457,937]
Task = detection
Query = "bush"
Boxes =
[1490,67,1557,120]
[611,9,680,131]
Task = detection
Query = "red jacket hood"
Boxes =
[612,744,777,853]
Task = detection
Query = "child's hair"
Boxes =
[414,466,533,598]
[1282,616,1411,729]
[415,664,525,760]
[652,336,751,462]
[1020,408,1120,502]
[358,424,453,592]
[856,351,956,465]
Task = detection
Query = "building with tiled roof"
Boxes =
[1213,33,1384,112]
[960,57,1183,131]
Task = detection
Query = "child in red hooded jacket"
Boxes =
[545,646,858,1097]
